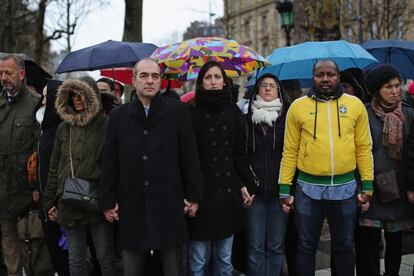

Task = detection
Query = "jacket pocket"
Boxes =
[14,118,34,150]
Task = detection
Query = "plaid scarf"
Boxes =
[371,98,404,160]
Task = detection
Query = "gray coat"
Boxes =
[360,103,414,223]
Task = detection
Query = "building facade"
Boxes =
[183,19,225,40]
[223,0,414,55]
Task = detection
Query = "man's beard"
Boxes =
[1,83,18,96]
[318,84,338,96]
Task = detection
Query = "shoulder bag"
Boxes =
[61,127,99,211]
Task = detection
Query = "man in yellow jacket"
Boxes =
[279,60,373,276]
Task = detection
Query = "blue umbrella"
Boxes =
[360,39,414,79]
[264,40,378,80]
[244,70,312,88]
[56,40,158,73]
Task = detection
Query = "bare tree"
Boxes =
[296,0,341,42]
[44,0,108,53]
[123,0,142,42]
[34,0,49,64]
[365,0,413,40]
[0,0,37,53]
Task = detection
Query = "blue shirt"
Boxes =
[298,179,357,200]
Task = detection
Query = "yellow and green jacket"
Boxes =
[278,91,373,196]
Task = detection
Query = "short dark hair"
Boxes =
[195,61,231,92]
[313,59,339,75]
[0,54,25,70]
[97,77,115,91]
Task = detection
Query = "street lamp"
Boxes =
[276,0,294,46]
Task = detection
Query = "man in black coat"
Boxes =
[99,58,203,276]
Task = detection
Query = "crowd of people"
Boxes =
[0,52,414,276]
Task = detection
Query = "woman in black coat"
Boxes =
[244,73,288,276]
[187,61,254,276]
[355,64,414,276]
[35,79,70,276]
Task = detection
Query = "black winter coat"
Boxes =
[37,80,62,221]
[360,103,414,223]
[244,112,286,198]
[99,94,203,251]
[187,103,253,241]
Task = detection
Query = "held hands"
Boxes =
[358,193,371,213]
[407,191,414,204]
[32,190,40,203]
[280,196,294,214]
[240,186,255,208]
[48,206,58,221]
[184,199,199,218]
[103,203,119,223]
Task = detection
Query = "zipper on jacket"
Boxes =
[327,101,335,185]
[260,124,268,190]
[37,136,48,222]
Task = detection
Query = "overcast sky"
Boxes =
[50,0,224,52]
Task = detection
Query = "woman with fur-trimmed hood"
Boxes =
[42,79,117,276]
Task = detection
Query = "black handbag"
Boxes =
[61,127,99,211]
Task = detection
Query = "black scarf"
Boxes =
[196,88,231,111]
[307,85,343,101]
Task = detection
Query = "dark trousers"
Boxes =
[355,226,402,276]
[294,187,357,276]
[41,221,70,276]
[285,213,297,276]
[66,221,117,276]
[123,246,184,276]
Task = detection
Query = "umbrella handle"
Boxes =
[166,79,171,92]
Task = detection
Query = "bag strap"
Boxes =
[69,126,75,178]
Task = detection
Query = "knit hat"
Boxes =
[408,82,414,95]
[364,64,401,96]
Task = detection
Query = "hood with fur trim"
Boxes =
[55,79,100,126]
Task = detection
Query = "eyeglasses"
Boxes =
[259,83,277,89]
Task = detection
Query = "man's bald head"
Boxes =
[133,58,160,78]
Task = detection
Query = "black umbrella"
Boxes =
[361,39,414,79]
[56,40,158,73]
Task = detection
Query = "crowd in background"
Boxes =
[1,52,414,276]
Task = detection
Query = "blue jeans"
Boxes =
[188,235,234,276]
[66,221,117,276]
[246,195,288,276]
[294,186,357,276]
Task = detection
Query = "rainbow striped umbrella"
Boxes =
[151,37,269,80]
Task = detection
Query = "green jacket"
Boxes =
[42,79,106,226]
[0,85,40,218]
